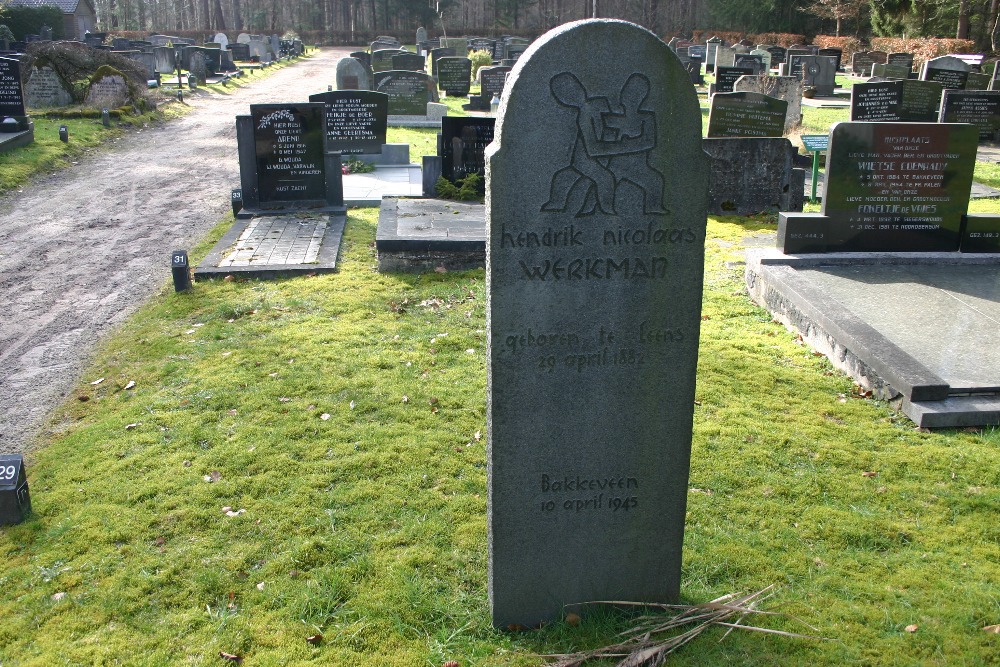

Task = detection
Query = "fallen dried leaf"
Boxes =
[227,409,238,416]
[219,651,242,663]
[77,395,90,402]
[279,397,290,403]
[434,265,447,273]
[184,329,195,335]
[125,423,138,430]
[441,661,459,667]
[402,395,409,403]
[905,624,918,633]
[565,612,581,627]
[183,460,192,467]
[256,582,265,591]
[984,624,1000,633]
[90,378,104,385]
[320,413,330,420]
[154,536,166,547]
[205,471,222,483]
[349,400,356,410]
[862,471,878,477]
[124,381,136,390]
[306,634,323,645]
[474,430,482,442]
[225,508,246,517]
[51,592,67,601]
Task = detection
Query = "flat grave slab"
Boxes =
[375,197,484,272]
[195,211,345,279]
[343,165,422,206]
[746,248,1000,427]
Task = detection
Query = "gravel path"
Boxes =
[0,47,354,455]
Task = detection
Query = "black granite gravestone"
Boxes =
[851,79,943,122]
[372,48,408,73]
[851,51,876,76]
[250,104,326,206]
[392,52,425,72]
[778,122,978,253]
[706,91,787,137]
[734,53,765,75]
[429,47,456,75]
[0,57,26,117]
[922,56,970,90]
[308,90,388,154]
[714,66,753,93]
[440,116,494,185]
[940,90,1000,142]
[436,57,472,96]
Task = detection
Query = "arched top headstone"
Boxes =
[487,18,709,630]
[214,33,229,49]
[336,56,372,90]
[236,33,250,44]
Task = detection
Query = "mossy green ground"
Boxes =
[1,85,999,667]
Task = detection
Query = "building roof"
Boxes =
[4,0,84,13]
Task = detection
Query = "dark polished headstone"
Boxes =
[440,116,494,186]
[851,79,943,122]
[374,70,436,115]
[392,52,425,72]
[250,104,326,206]
[706,91,787,138]
[429,47,456,75]
[922,55,971,90]
[779,122,978,253]
[940,90,1000,142]
[713,66,753,93]
[371,48,408,73]
[308,90,388,154]
[0,57,25,117]
[436,56,472,96]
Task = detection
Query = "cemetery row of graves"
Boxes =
[0,21,998,666]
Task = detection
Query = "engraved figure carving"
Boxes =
[542,72,666,216]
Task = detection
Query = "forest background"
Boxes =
[1,0,997,53]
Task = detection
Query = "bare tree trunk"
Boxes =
[958,0,970,38]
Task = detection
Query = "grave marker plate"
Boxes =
[251,103,326,205]
[309,90,388,154]
[488,18,708,628]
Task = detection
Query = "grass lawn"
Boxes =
[1,79,998,667]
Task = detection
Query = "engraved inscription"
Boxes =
[539,473,639,512]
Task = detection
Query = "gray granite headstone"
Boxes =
[749,48,772,71]
[337,57,372,90]
[416,27,428,45]
[707,91,787,137]
[801,55,837,96]
[965,72,990,90]
[84,71,129,108]
[373,70,438,115]
[715,45,736,69]
[153,46,176,74]
[733,76,803,134]
[487,18,708,629]
[237,33,251,44]
[24,66,72,107]
[214,33,229,49]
